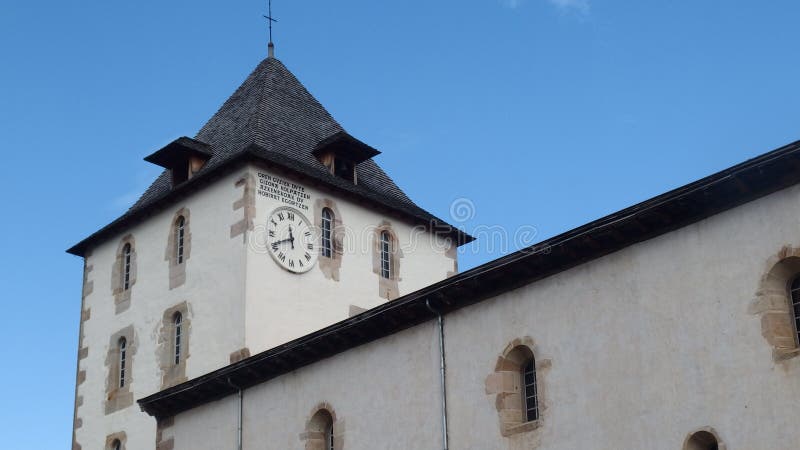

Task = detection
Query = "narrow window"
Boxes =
[522,357,538,422]
[321,208,333,258]
[380,231,392,279]
[325,421,334,450]
[118,337,127,388]
[175,216,185,264]
[790,277,800,345]
[122,243,132,291]
[110,439,121,450]
[173,312,183,365]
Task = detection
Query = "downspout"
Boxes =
[426,299,449,450]
[227,378,243,450]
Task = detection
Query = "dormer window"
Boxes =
[144,137,212,189]
[333,157,355,182]
[313,132,381,184]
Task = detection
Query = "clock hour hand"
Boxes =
[288,225,295,250]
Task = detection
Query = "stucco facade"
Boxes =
[162,180,800,449]
[72,161,457,448]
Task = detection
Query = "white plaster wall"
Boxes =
[171,323,443,450]
[170,184,800,450]
[244,163,456,353]
[75,169,249,449]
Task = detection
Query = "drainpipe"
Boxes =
[227,378,243,450]
[426,299,449,450]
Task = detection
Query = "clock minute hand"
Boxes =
[288,225,295,250]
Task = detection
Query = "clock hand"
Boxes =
[288,225,295,250]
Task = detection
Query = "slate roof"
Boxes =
[68,57,472,256]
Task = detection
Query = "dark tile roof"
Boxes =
[138,139,800,419]
[68,57,472,256]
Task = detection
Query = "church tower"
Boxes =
[68,52,470,449]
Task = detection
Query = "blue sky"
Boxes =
[2,0,800,446]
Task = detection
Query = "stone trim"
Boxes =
[105,325,136,415]
[230,173,256,241]
[750,246,800,361]
[165,208,191,290]
[105,431,127,450]
[111,235,136,314]
[314,198,344,281]
[485,337,551,438]
[300,403,344,450]
[682,427,726,450]
[230,347,251,364]
[158,302,191,389]
[371,221,403,300]
[72,256,93,450]
[156,417,175,450]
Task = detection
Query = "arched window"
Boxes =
[684,430,721,450]
[173,312,183,365]
[303,406,337,450]
[118,337,127,388]
[122,243,132,291]
[522,356,539,422]
[790,277,800,345]
[380,230,392,279]
[321,208,333,258]
[110,439,121,450]
[175,216,185,264]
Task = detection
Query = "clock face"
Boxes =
[266,207,318,273]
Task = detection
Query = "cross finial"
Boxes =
[263,0,278,58]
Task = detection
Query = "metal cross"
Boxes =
[263,0,278,44]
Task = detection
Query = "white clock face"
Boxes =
[266,207,318,273]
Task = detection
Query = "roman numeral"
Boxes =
[270,219,277,227]
[271,243,279,251]
[288,259,295,268]
[287,212,295,221]
[268,230,275,237]
[305,253,311,261]
[298,259,304,267]
[304,231,311,237]
[278,253,286,262]
[307,243,313,250]
[277,212,284,221]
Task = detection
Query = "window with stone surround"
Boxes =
[111,236,136,314]
[752,250,800,361]
[683,428,725,450]
[301,404,343,450]
[158,302,190,389]
[372,222,402,300]
[166,208,191,289]
[485,337,549,437]
[315,199,343,280]
[105,326,135,414]
[105,432,126,450]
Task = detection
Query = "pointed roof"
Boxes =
[68,57,472,256]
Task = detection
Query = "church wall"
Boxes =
[168,183,800,449]
[74,169,249,449]
[443,182,800,450]
[171,322,443,450]
[244,163,456,354]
